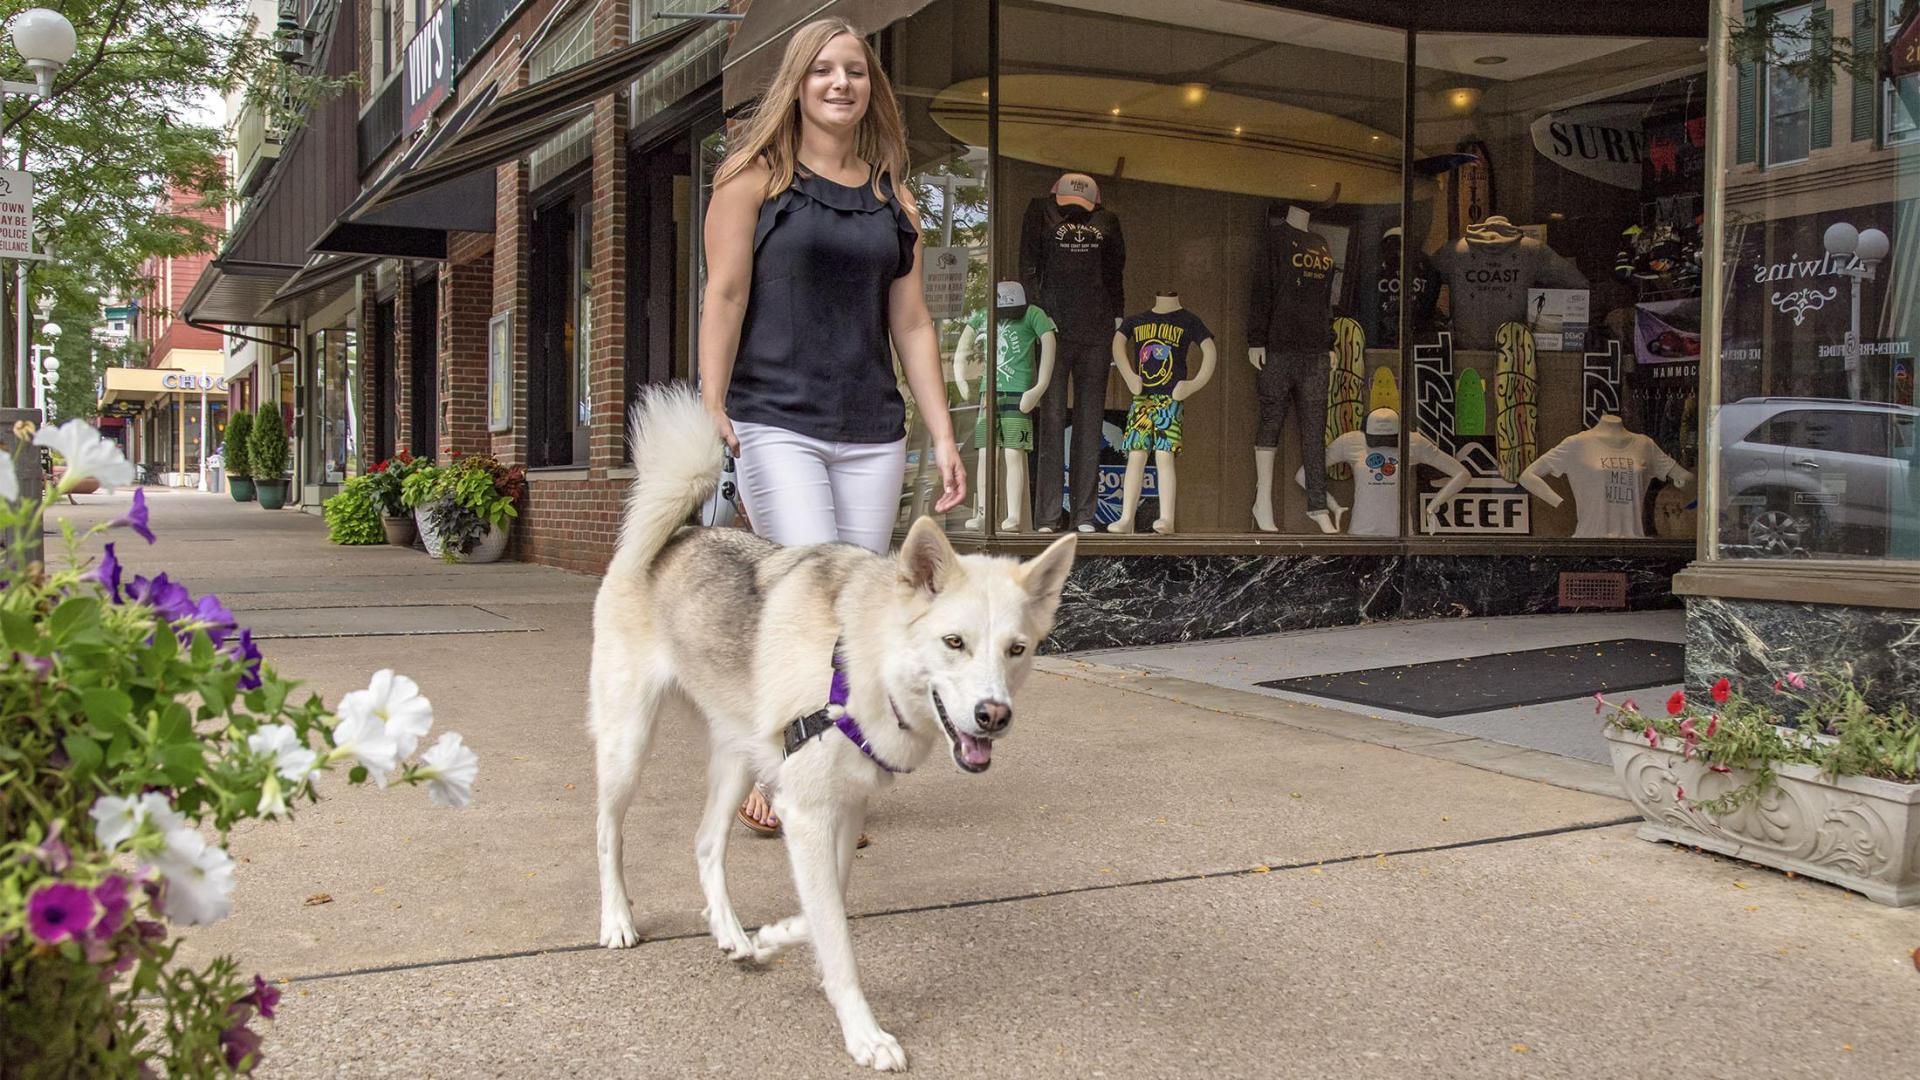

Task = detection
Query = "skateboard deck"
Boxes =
[1453,368,1487,437]
[1326,317,1366,479]
[1368,365,1399,413]
[1494,322,1538,482]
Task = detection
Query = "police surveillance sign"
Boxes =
[0,169,34,260]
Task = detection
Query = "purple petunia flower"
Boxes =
[92,875,132,938]
[90,542,124,602]
[188,593,237,646]
[238,974,281,1020]
[108,488,156,544]
[36,821,71,873]
[125,573,194,623]
[222,629,264,690]
[219,1020,262,1072]
[135,917,167,944]
[13,652,53,678]
[26,882,97,945]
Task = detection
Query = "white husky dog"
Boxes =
[590,384,1077,1071]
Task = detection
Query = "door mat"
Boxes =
[237,605,532,640]
[1255,639,1683,718]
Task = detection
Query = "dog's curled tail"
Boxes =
[610,381,725,581]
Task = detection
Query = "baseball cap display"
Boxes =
[1051,172,1100,209]
[995,281,1028,308]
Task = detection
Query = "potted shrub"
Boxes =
[1600,671,1920,906]
[248,405,289,510]
[400,461,446,557]
[321,476,384,545]
[223,411,254,502]
[407,453,524,564]
[366,451,427,546]
[1,418,481,1075]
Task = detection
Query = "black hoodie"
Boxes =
[1019,197,1126,341]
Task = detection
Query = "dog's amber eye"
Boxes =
[1008,643,1027,657]
[942,635,965,651]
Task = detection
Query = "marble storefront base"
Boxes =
[1684,595,1920,709]
[1047,553,1687,652]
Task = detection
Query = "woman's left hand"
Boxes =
[933,438,968,513]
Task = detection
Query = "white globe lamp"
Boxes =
[8,9,77,95]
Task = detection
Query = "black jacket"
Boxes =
[1019,197,1126,340]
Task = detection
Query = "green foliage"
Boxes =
[408,455,524,561]
[322,478,383,545]
[365,451,429,517]
[248,404,286,478]
[1604,671,1920,817]
[221,410,253,479]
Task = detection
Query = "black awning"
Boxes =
[381,19,703,206]
[180,259,302,327]
[311,79,506,258]
[259,253,378,325]
[721,0,937,112]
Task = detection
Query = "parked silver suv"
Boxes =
[1717,397,1918,557]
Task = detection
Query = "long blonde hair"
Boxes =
[715,18,911,206]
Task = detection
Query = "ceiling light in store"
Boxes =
[1180,82,1209,107]
[1473,55,1507,66]
[1444,86,1481,114]
[1110,106,1122,116]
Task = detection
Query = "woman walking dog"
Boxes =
[699,18,967,837]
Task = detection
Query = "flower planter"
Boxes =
[413,500,507,563]
[229,477,256,502]
[1605,726,1920,906]
[381,514,415,547]
[253,478,289,510]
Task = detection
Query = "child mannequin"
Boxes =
[1109,291,1217,534]
[954,282,1057,530]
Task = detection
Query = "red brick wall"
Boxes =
[394,262,414,453]
[440,241,493,459]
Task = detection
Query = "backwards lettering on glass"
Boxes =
[1770,286,1839,326]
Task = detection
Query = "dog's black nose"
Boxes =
[974,700,1012,734]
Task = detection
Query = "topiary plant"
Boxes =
[322,477,384,545]
[248,405,287,479]
[221,411,253,479]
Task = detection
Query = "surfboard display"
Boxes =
[1368,365,1399,414]
[1494,322,1539,482]
[1326,317,1366,479]
[1454,369,1487,437]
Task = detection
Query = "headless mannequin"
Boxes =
[1519,413,1693,536]
[954,295,1058,531]
[1250,204,1338,535]
[1294,409,1472,534]
[1110,291,1217,534]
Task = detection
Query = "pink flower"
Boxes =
[1786,671,1806,690]
[1772,679,1783,694]
[1706,715,1718,738]
[1667,690,1687,716]
[1644,725,1659,748]
[1679,717,1698,759]
[1711,677,1731,704]
[1710,764,1731,774]
[26,882,97,945]
[1593,691,1606,715]
[1675,785,1686,801]
[1623,698,1640,713]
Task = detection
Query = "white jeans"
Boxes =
[731,420,907,554]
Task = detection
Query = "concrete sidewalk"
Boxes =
[54,490,1920,1078]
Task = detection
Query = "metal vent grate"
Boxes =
[1558,572,1629,610]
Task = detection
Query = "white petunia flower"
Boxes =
[337,670,434,759]
[144,827,236,927]
[90,795,144,849]
[33,419,135,493]
[256,776,288,818]
[247,723,318,781]
[136,792,186,836]
[329,711,400,787]
[0,447,17,502]
[417,732,479,808]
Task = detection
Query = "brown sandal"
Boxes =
[736,786,872,848]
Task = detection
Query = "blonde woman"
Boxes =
[700,19,966,837]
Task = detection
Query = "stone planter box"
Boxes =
[414,500,507,564]
[1605,726,1920,906]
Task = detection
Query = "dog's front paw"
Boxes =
[845,1027,908,1072]
[600,909,641,949]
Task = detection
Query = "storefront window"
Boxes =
[1708,0,1920,561]
[316,328,360,484]
[1764,5,1816,167]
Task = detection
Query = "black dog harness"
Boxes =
[782,641,912,774]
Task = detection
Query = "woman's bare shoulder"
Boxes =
[713,156,775,208]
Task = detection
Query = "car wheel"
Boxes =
[1747,507,1808,556]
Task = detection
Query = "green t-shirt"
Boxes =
[966,304,1056,395]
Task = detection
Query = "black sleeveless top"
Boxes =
[726,169,919,443]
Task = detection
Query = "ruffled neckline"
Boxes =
[791,169,891,213]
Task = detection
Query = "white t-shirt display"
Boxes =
[1324,430,1460,536]
[1531,426,1684,538]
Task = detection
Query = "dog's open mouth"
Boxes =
[932,693,992,773]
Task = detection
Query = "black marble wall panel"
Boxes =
[1684,595,1920,710]
[1046,553,1686,653]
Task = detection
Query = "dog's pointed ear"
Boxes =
[1017,532,1077,620]
[898,517,960,595]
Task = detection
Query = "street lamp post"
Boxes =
[30,314,59,419]
[2,8,76,410]
[1821,222,1892,402]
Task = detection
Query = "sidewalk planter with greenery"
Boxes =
[401,454,524,564]
[223,412,254,503]
[321,477,384,545]
[0,418,481,1075]
[1601,674,1920,906]
[365,452,427,547]
[247,406,289,510]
